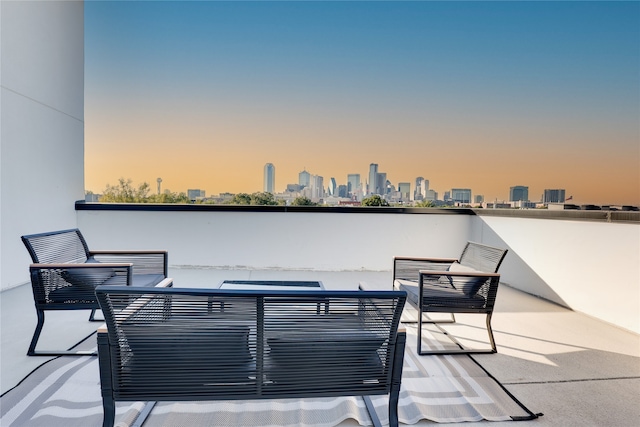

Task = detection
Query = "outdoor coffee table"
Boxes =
[219,280,325,291]
[218,280,327,313]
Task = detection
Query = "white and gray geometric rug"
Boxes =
[1,324,538,427]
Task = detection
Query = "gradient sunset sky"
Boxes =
[84,0,639,205]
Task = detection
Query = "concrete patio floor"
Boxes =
[1,268,639,426]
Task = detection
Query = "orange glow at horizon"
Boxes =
[84,108,640,206]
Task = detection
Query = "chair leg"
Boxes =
[417,305,423,354]
[422,313,456,324]
[27,309,45,356]
[27,309,97,356]
[362,396,383,427]
[89,308,104,322]
[417,312,498,355]
[388,330,406,427]
[486,312,497,353]
[102,396,116,427]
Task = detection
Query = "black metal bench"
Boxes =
[21,228,172,356]
[393,242,508,355]
[95,286,407,427]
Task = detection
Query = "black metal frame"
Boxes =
[96,286,407,427]
[21,228,170,356]
[393,241,508,355]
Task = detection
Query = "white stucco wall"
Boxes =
[77,210,473,272]
[0,1,84,290]
[77,209,640,333]
[474,215,640,334]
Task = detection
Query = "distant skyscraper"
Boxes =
[263,163,275,193]
[328,177,337,196]
[368,163,378,195]
[510,186,529,202]
[347,174,360,196]
[298,169,310,188]
[187,189,206,200]
[543,189,566,204]
[414,177,424,200]
[420,179,429,199]
[451,188,472,204]
[398,182,411,201]
[309,174,324,201]
[377,172,387,196]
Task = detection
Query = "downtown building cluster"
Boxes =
[253,163,571,208]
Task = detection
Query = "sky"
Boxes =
[84,0,640,205]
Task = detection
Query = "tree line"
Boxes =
[91,179,438,207]
[91,178,319,206]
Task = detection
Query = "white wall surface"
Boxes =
[0,1,84,290]
[77,210,473,272]
[77,209,640,333]
[475,215,640,334]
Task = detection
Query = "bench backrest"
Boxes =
[22,228,90,264]
[96,286,406,402]
[459,242,508,273]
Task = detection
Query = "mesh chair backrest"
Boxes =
[459,242,508,273]
[21,229,90,264]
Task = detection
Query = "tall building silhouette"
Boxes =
[347,174,361,197]
[451,188,472,204]
[309,174,324,201]
[377,172,387,196]
[543,189,566,204]
[263,163,275,193]
[510,186,529,202]
[414,177,424,200]
[368,163,378,195]
[328,178,337,196]
[398,182,411,201]
[298,169,311,188]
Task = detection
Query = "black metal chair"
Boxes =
[393,241,508,355]
[96,286,407,427]
[21,228,172,356]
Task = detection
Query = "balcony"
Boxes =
[2,2,639,424]
[2,206,639,426]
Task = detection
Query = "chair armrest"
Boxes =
[394,256,458,263]
[419,270,500,278]
[30,262,132,270]
[89,251,168,276]
[393,257,458,281]
[419,270,500,298]
[155,278,174,288]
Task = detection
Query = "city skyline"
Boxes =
[84,1,639,205]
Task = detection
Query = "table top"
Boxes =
[218,280,325,291]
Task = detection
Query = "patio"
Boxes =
[2,266,639,426]
[2,2,639,424]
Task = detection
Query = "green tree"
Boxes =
[291,196,316,206]
[250,192,279,205]
[228,193,252,204]
[100,178,150,203]
[226,192,281,205]
[361,194,390,206]
[415,199,436,208]
[99,178,189,203]
[147,191,190,204]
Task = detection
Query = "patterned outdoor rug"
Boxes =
[1,325,539,427]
